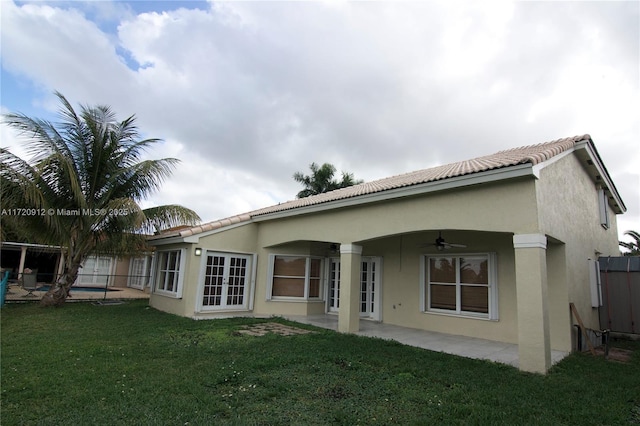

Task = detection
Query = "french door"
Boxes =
[327,257,381,320]
[328,259,341,313]
[201,252,252,310]
[360,258,379,318]
[77,256,112,287]
[128,256,151,290]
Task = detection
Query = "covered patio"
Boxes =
[286,314,570,369]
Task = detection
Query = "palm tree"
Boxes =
[1,92,201,306]
[619,230,640,256]
[293,162,363,198]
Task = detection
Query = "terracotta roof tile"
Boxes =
[249,134,589,217]
[155,134,590,239]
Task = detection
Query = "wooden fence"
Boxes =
[598,256,640,334]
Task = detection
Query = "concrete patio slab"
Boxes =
[285,314,569,369]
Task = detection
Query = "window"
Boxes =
[269,255,322,299]
[598,188,610,229]
[423,254,497,319]
[154,250,184,296]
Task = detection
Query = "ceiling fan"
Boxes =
[422,231,467,251]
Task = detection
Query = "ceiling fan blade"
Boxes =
[420,232,467,249]
[445,242,467,248]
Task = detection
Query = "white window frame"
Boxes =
[598,187,610,229]
[420,253,498,320]
[152,249,186,298]
[266,254,324,301]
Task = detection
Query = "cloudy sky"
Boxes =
[1,0,638,243]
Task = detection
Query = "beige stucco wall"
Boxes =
[253,241,327,317]
[177,178,539,342]
[111,257,130,288]
[255,179,539,247]
[369,232,520,343]
[149,225,260,318]
[148,242,195,317]
[250,179,537,329]
[535,153,621,336]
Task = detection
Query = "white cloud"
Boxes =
[1,0,638,236]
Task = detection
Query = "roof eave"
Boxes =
[574,139,626,214]
[147,234,200,246]
[148,219,254,246]
[252,163,535,222]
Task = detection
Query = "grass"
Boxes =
[1,300,639,425]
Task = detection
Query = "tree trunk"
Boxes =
[40,266,78,307]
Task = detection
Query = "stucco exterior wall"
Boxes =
[249,231,521,343]
[252,241,326,316]
[546,242,570,351]
[255,178,539,247]
[247,178,540,341]
[149,224,261,318]
[148,242,196,317]
[195,223,260,255]
[373,232,520,343]
[151,176,543,343]
[535,153,621,333]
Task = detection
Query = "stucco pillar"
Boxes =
[513,234,551,373]
[338,244,362,333]
[18,246,28,278]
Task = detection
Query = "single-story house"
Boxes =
[147,134,625,373]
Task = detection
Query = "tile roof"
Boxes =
[154,134,590,239]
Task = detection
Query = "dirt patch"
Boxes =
[593,346,635,363]
[237,322,315,337]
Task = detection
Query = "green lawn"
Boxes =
[1,300,639,425]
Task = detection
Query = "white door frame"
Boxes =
[327,258,341,313]
[127,255,151,290]
[360,257,382,320]
[76,256,113,287]
[197,251,253,312]
[326,256,382,321]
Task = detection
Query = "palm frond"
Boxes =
[2,92,198,282]
[140,205,201,235]
[294,162,362,198]
[619,230,640,256]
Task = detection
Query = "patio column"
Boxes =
[338,244,362,333]
[18,246,27,278]
[513,234,551,374]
